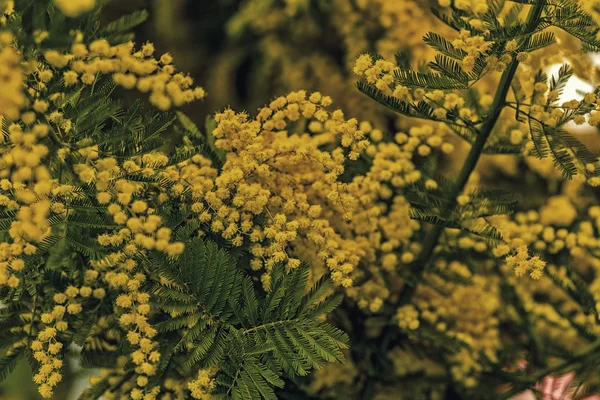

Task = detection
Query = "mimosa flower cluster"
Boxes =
[0,2,199,398]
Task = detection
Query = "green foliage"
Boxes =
[404,178,518,244]
[548,64,573,103]
[393,68,469,90]
[429,55,472,86]
[110,239,349,399]
[519,31,556,52]
[423,32,467,60]
[551,1,600,51]
[0,346,26,382]
[100,9,149,44]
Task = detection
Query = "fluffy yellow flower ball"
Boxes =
[53,0,95,17]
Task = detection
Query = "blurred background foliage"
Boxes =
[107,0,445,130]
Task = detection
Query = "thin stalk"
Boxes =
[397,2,545,306]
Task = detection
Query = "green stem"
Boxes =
[397,2,545,306]
[28,293,38,348]
[501,279,545,368]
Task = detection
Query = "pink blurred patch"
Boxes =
[509,371,599,400]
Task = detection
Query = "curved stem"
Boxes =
[397,2,545,306]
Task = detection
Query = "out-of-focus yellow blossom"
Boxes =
[396,305,420,330]
[0,31,25,120]
[53,0,96,17]
[187,369,215,399]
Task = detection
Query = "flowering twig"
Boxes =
[397,1,546,306]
